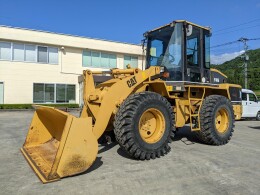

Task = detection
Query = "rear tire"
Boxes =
[256,112,260,121]
[114,92,175,160]
[196,95,234,145]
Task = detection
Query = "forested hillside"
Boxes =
[211,49,260,90]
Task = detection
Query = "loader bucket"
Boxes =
[21,106,98,183]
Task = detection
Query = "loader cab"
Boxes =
[145,20,211,83]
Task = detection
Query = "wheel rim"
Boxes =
[215,107,229,133]
[139,108,166,143]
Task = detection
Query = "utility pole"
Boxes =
[238,38,249,89]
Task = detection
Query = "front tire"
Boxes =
[113,92,175,160]
[196,95,234,145]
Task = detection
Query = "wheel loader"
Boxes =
[21,20,242,183]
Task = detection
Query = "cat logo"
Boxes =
[127,76,137,88]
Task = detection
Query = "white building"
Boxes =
[0,26,144,105]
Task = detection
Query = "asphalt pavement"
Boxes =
[0,111,259,195]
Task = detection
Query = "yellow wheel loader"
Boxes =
[21,20,242,183]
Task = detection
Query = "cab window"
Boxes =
[249,93,257,102]
[186,27,200,67]
[242,93,247,101]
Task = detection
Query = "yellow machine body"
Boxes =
[21,67,242,183]
[21,20,242,183]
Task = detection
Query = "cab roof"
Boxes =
[242,89,255,94]
[147,20,211,34]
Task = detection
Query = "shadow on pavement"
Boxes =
[74,142,118,177]
[248,126,260,130]
[98,142,118,154]
[117,148,134,160]
[174,126,201,145]
[69,156,103,179]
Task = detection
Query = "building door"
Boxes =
[0,82,3,104]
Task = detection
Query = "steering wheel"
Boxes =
[164,53,175,63]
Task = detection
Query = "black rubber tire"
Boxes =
[256,112,260,121]
[113,92,175,160]
[196,95,235,145]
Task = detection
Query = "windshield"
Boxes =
[147,23,183,81]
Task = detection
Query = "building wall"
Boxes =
[0,26,144,104]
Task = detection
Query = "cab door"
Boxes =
[241,92,249,117]
[186,26,201,82]
[248,93,259,117]
[185,25,210,82]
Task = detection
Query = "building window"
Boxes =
[37,46,48,63]
[33,83,54,103]
[83,50,117,68]
[13,43,25,61]
[124,55,138,68]
[56,84,76,103]
[0,41,58,64]
[45,84,55,103]
[25,45,36,62]
[48,47,58,64]
[0,42,11,60]
[33,83,45,103]
[33,83,75,103]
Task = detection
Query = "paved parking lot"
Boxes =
[0,110,259,195]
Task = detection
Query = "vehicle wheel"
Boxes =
[256,112,260,121]
[114,92,175,160]
[196,95,234,145]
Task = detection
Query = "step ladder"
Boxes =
[188,87,205,131]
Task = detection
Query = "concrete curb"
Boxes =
[0,108,81,112]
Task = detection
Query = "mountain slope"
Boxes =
[211,48,260,90]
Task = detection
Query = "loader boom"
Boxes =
[82,67,161,139]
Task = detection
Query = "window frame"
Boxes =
[33,83,76,104]
[0,41,58,65]
[48,47,59,64]
[124,55,138,68]
[12,43,25,62]
[0,41,12,61]
[37,45,48,64]
[25,44,37,62]
[33,83,55,103]
[82,49,117,68]
[242,92,247,101]
[248,93,257,102]
[55,83,76,103]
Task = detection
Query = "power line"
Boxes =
[214,24,260,36]
[210,42,242,53]
[213,19,260,33]
[211,37,260,48]
[247,38,260,41]
[211,40,239,48]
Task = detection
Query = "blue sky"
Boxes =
[0,0,260,64]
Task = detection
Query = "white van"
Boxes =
[241,89,260,120]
